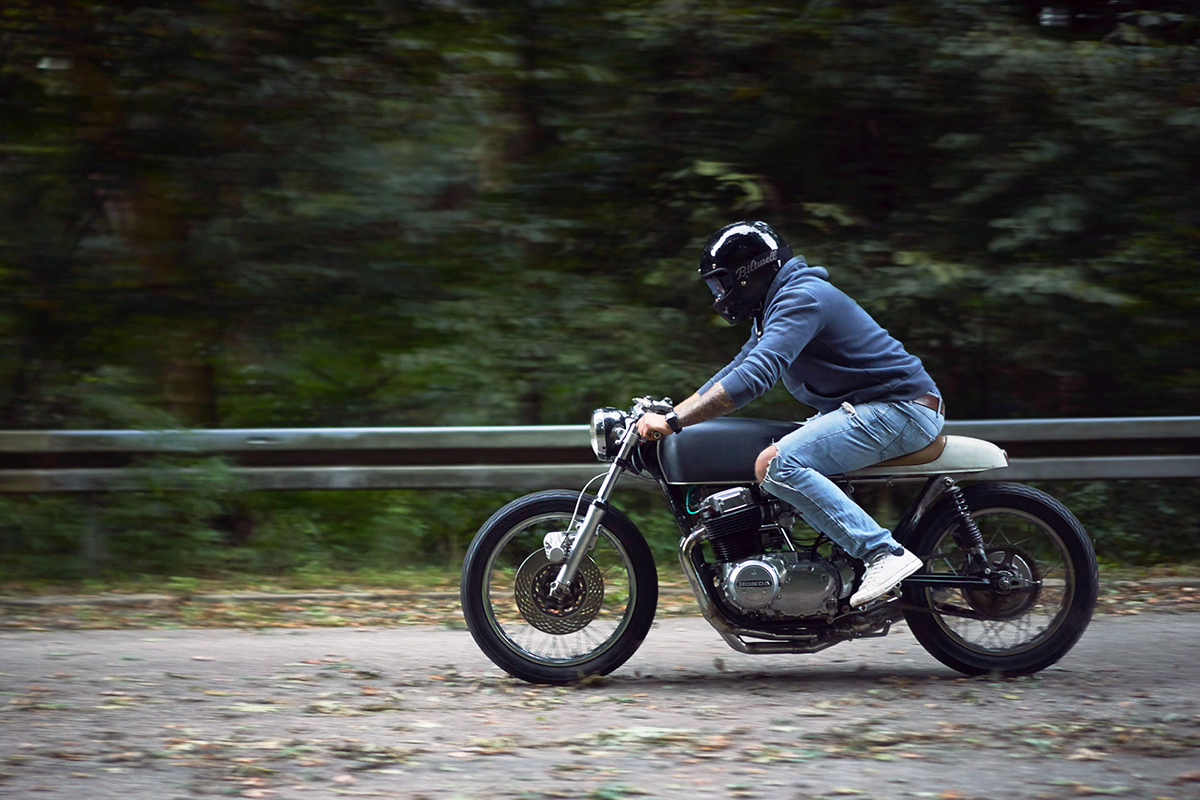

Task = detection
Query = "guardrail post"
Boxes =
[80,494,108,576]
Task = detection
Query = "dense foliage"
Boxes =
[2,1,1198,579]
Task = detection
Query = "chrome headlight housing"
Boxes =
[589,407,625,461]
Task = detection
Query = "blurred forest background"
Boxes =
[1,0,1198,583]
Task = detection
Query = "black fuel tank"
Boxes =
[657,417,800,485]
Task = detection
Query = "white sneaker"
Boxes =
[850,548,922,607]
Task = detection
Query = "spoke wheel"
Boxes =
[461,491,657,684]
[902,482,1097,676]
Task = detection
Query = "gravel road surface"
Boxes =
[2,613,1199,800]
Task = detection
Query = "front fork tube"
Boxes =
[548,428,638,599]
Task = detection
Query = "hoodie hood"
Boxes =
[760,255,828,316]
[780,254,828,282]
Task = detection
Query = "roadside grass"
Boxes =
[0,566,466,598]
[1094,561,1200,581]
[1,561,1197,599]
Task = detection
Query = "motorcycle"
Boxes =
[460,397,1098,684]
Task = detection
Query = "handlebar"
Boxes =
[629,396,674,441]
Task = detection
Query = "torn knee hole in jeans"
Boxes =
[761,473,790,497]
[757,453,778,484]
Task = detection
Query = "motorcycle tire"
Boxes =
[461,490,658,684]
[902,481,1098,677]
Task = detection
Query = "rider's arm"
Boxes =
[634,383,735,439]
[675,383,735,427]
[636,289,816,439]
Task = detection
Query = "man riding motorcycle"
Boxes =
[635,221,945,607]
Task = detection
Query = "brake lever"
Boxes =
[632,395,674,415]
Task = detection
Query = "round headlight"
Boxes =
[589,408,623,461]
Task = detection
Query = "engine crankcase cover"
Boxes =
[723,559,780,611]
[772,556,841,616]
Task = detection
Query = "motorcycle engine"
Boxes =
[699,487,850,619]
[722,554,842,617]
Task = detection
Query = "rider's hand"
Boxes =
[636,413,674,441]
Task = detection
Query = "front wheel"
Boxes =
[461,490,658,684]
[902,482,1098,677]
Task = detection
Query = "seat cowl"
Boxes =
[874,435,947,467]
[846,435,1008,478]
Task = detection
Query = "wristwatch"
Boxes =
[664,411,683,433]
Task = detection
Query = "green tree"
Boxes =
[3,1,1198,579]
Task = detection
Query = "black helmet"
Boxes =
[697,221,792,324]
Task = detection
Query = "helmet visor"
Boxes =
[704,276,727,297]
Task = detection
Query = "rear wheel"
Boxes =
[461,491,657,684]
[902,482,1098,676]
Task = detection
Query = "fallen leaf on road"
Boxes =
[1067,747,1106,761]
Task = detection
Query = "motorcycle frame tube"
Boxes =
[550,425,639,597]
[889,475,950,544]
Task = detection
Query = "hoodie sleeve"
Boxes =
[716,284,825,409]
[698,332,758,396]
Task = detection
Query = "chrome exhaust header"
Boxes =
[677,526,848,655]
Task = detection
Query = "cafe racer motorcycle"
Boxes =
[461,397,1098,684]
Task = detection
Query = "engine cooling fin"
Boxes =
[705,504,765,562]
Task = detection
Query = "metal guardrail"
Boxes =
[1,417,1198,493]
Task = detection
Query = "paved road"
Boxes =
[2,613,1199,800]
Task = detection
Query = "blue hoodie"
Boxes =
[699,256,937,414]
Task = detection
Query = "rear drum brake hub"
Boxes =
[964,548,1040,620]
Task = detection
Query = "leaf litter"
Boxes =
[4,580,1192,631]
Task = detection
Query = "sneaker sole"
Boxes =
[850,558,922,607]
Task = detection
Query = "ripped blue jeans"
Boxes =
[760,400,944,561]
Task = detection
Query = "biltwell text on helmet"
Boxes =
[698,221,793,324]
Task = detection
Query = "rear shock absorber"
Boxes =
[942,477,990,573]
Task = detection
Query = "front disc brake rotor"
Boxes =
[513,550,605,635]
[963,548,1041,620]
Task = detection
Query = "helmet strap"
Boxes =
[749,252,788,334]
